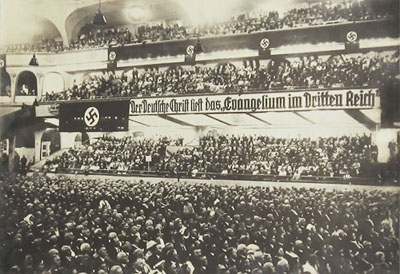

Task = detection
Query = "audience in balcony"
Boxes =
[3,39,64,53]
[43,133,382,180]
[40,52,399,101]
[17,84,36,96]
[1,174,398,273]
[2,0,395,53]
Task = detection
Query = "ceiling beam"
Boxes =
[344,109,378,131]
[293,112,315,124]
[158,114,195,127]
[129,118,150,127]
[204,114,232,126]
[246,113,271,125]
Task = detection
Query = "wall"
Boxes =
[129,126,201,145]
[15,148,35,163]
[34,130,45,163]
[214,125,371,139]
[372,128,399,163]
[60,132,79,149]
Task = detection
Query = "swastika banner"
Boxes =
[59,101,129,132]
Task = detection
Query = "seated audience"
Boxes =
[44,133,388,181]
[44,135,173,173]
[0,175,398,273]
[160,134,376,178]
[2,0,395,53]
[40,52,399,101]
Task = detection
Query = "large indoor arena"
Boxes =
[0,0,399,273]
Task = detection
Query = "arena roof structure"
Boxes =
[0,0,288,46]
[128,109,379,130]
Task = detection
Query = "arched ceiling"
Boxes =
[0,0,347,46]
[65,0,187,41]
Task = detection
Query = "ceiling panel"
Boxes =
[168,114,225,126]
[130,115,179,127]
[298,110,361,126]
[252,112,311,126]
[360,109,381,124]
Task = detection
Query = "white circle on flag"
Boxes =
[84,107,100,127]
[346,31,358,42]
[260,38,270,49]
[186,45,195,56]
[109,51,117,61]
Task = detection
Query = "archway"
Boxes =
[16,130,35,148]
[0,70,11,96]
[16,71,37,96]
[40,129,60,160]
[42,72,64,96]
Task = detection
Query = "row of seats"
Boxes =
[40,52,399,101]
[42,134,400,180]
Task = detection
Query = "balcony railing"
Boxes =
[39,85,380,104]
[40,167,390,186]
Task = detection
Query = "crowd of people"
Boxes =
[160,134,377,179]
[2,39,64,54]
[40,52,399,101]
[43,136,174,173]
[17,84,37,96]
[0,153,30,175]
[2,0,395,53]
[43,134,382,180]
[0,174,398,273]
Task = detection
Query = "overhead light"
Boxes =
[125,5,149,23]
[93,0,107,25]
[29,54,39,66]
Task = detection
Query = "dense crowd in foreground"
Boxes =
[43,134,386,180]
[2,0,395,53]
[0,175,398,273]
[40,52,398,101]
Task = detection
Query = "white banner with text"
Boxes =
[130,89,379,115]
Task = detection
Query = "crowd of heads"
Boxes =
[40,51,399,102]
[43,133,384,181]
[17,84,37,96]
[160,134,377,179]
[2,39,64,54]
[1,152,30,176]
[2,0,396,53]
[0,174,398,274]
[44,136,173,173]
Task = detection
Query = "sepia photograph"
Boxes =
[0,0,399,273]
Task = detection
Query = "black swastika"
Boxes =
[85,108,99,126]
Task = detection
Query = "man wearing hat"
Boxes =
[93,246,112,271]
[117,251,132,274]
[106,232,123,261]
[110,265,123,274]
[146,241,163,268]
[76,243,94,273]
[60,245,76,273]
